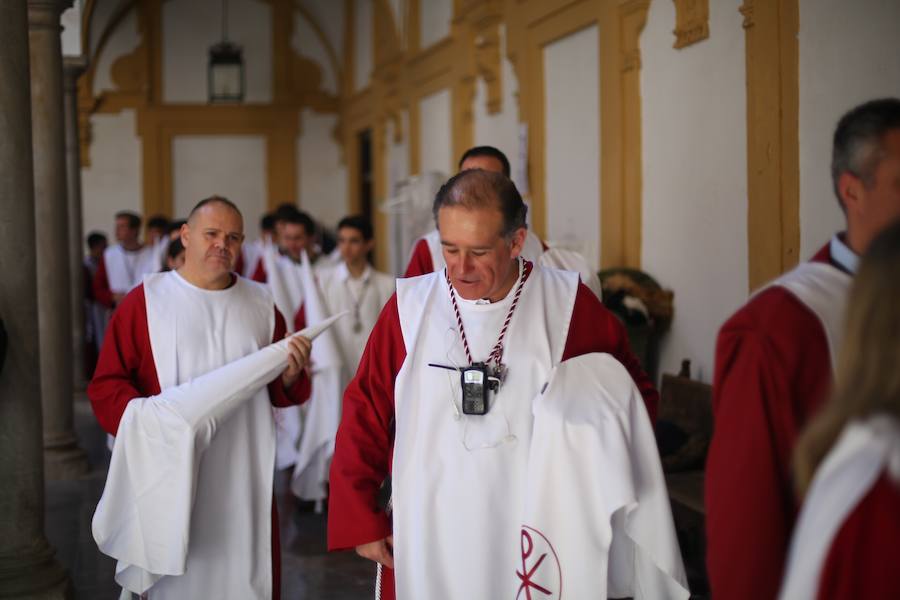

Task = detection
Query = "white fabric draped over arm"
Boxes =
[92,314,346,595]
[521,353,689,599]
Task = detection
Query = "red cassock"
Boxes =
[402,238,433,278]
[705,244,836,600]
[815,471,900,599]
[88,283,310,600]
[327,282,658,599]
[91,253,115,308]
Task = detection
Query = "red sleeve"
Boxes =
[92,253,115,308]
[251,259,267,283]
[402,239,433,278]
[816,472,900,600]
[87,285,160,435]
[562,282,659,423]
[292,303,306,335]
[328,294,405,551]
[705,287,832,600]
[268,307,311,407]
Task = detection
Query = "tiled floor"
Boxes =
[45,397,376,599]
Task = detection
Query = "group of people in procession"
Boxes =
[84,97,900,599]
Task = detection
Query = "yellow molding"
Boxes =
[507,0,645,267]
[741,0,800,291]
[618,0,649,267]
[673,0,709,49]
[137,105,301,217]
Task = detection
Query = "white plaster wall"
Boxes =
[162,0,272,104]
[640,0,748,383]
[419,88,453,175]
[798,0,900,257]
[386,110,411,196]
[353,0,373,92]
[92,9,140,94]
[543,26,600,269]
[420,0,452,48]
[298,0,345,64]
[473,25,520,177]
[297,110,348,229]
[81,110,142,240]
[293,13,338,95]
[171,136,267,237]
[87,0,119,58]
[61,1,82,57]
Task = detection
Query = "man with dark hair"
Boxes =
[404,146,546,278]
[706,97,900,600]
[145,214,169,245]
[84,231,109,371]
[240,212,277,278]
[251,206,325,471]
[93,210,160,309]
[252,207,319,282]
[457,144,511,177]
[328,169,685,599]
[89,196,312,598]
[290,215,395,503]
[166,219,187,241]
[321,215,394,377]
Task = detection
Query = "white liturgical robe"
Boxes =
[103,243,159,295]
[91,271,343,598]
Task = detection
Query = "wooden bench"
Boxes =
[657,368,712,598]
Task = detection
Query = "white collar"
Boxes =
[337,261,372,283]
[830,233,859,275]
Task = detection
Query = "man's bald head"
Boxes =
[187,195,243,228]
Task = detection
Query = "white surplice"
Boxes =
[290,251,345,499]
[764,261,851,369]
[391,262,577,599]
[522,353,689,599]
[103,244,160,295]
[94,271,280,599]
[92,300,342,600]
[779,415,900,600]
[317,262,395,376]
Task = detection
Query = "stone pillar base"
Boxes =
[43,435,89,480]
[0,540,72,599]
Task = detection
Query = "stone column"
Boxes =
[63,58,87,392]
[28,0,88,481]
[0,2,72,598]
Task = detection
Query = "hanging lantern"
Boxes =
[208,0,243,103]
[208,41,244,103]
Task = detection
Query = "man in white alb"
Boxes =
[92,211,160,310]
[89,196,312,599]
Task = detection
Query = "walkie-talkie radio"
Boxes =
[461,362,500,415]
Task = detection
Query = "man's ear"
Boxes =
[838,171,864,216]
[180,223,190,248]
[508,227,527,258]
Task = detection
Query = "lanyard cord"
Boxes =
[445,258,532,369]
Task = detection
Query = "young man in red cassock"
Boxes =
[705,97,900,600]
[92,211,160,310]
[328,169,666,599]
[89,196,312,599]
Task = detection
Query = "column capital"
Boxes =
[27,0,73,31]
[62,56,87,91]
